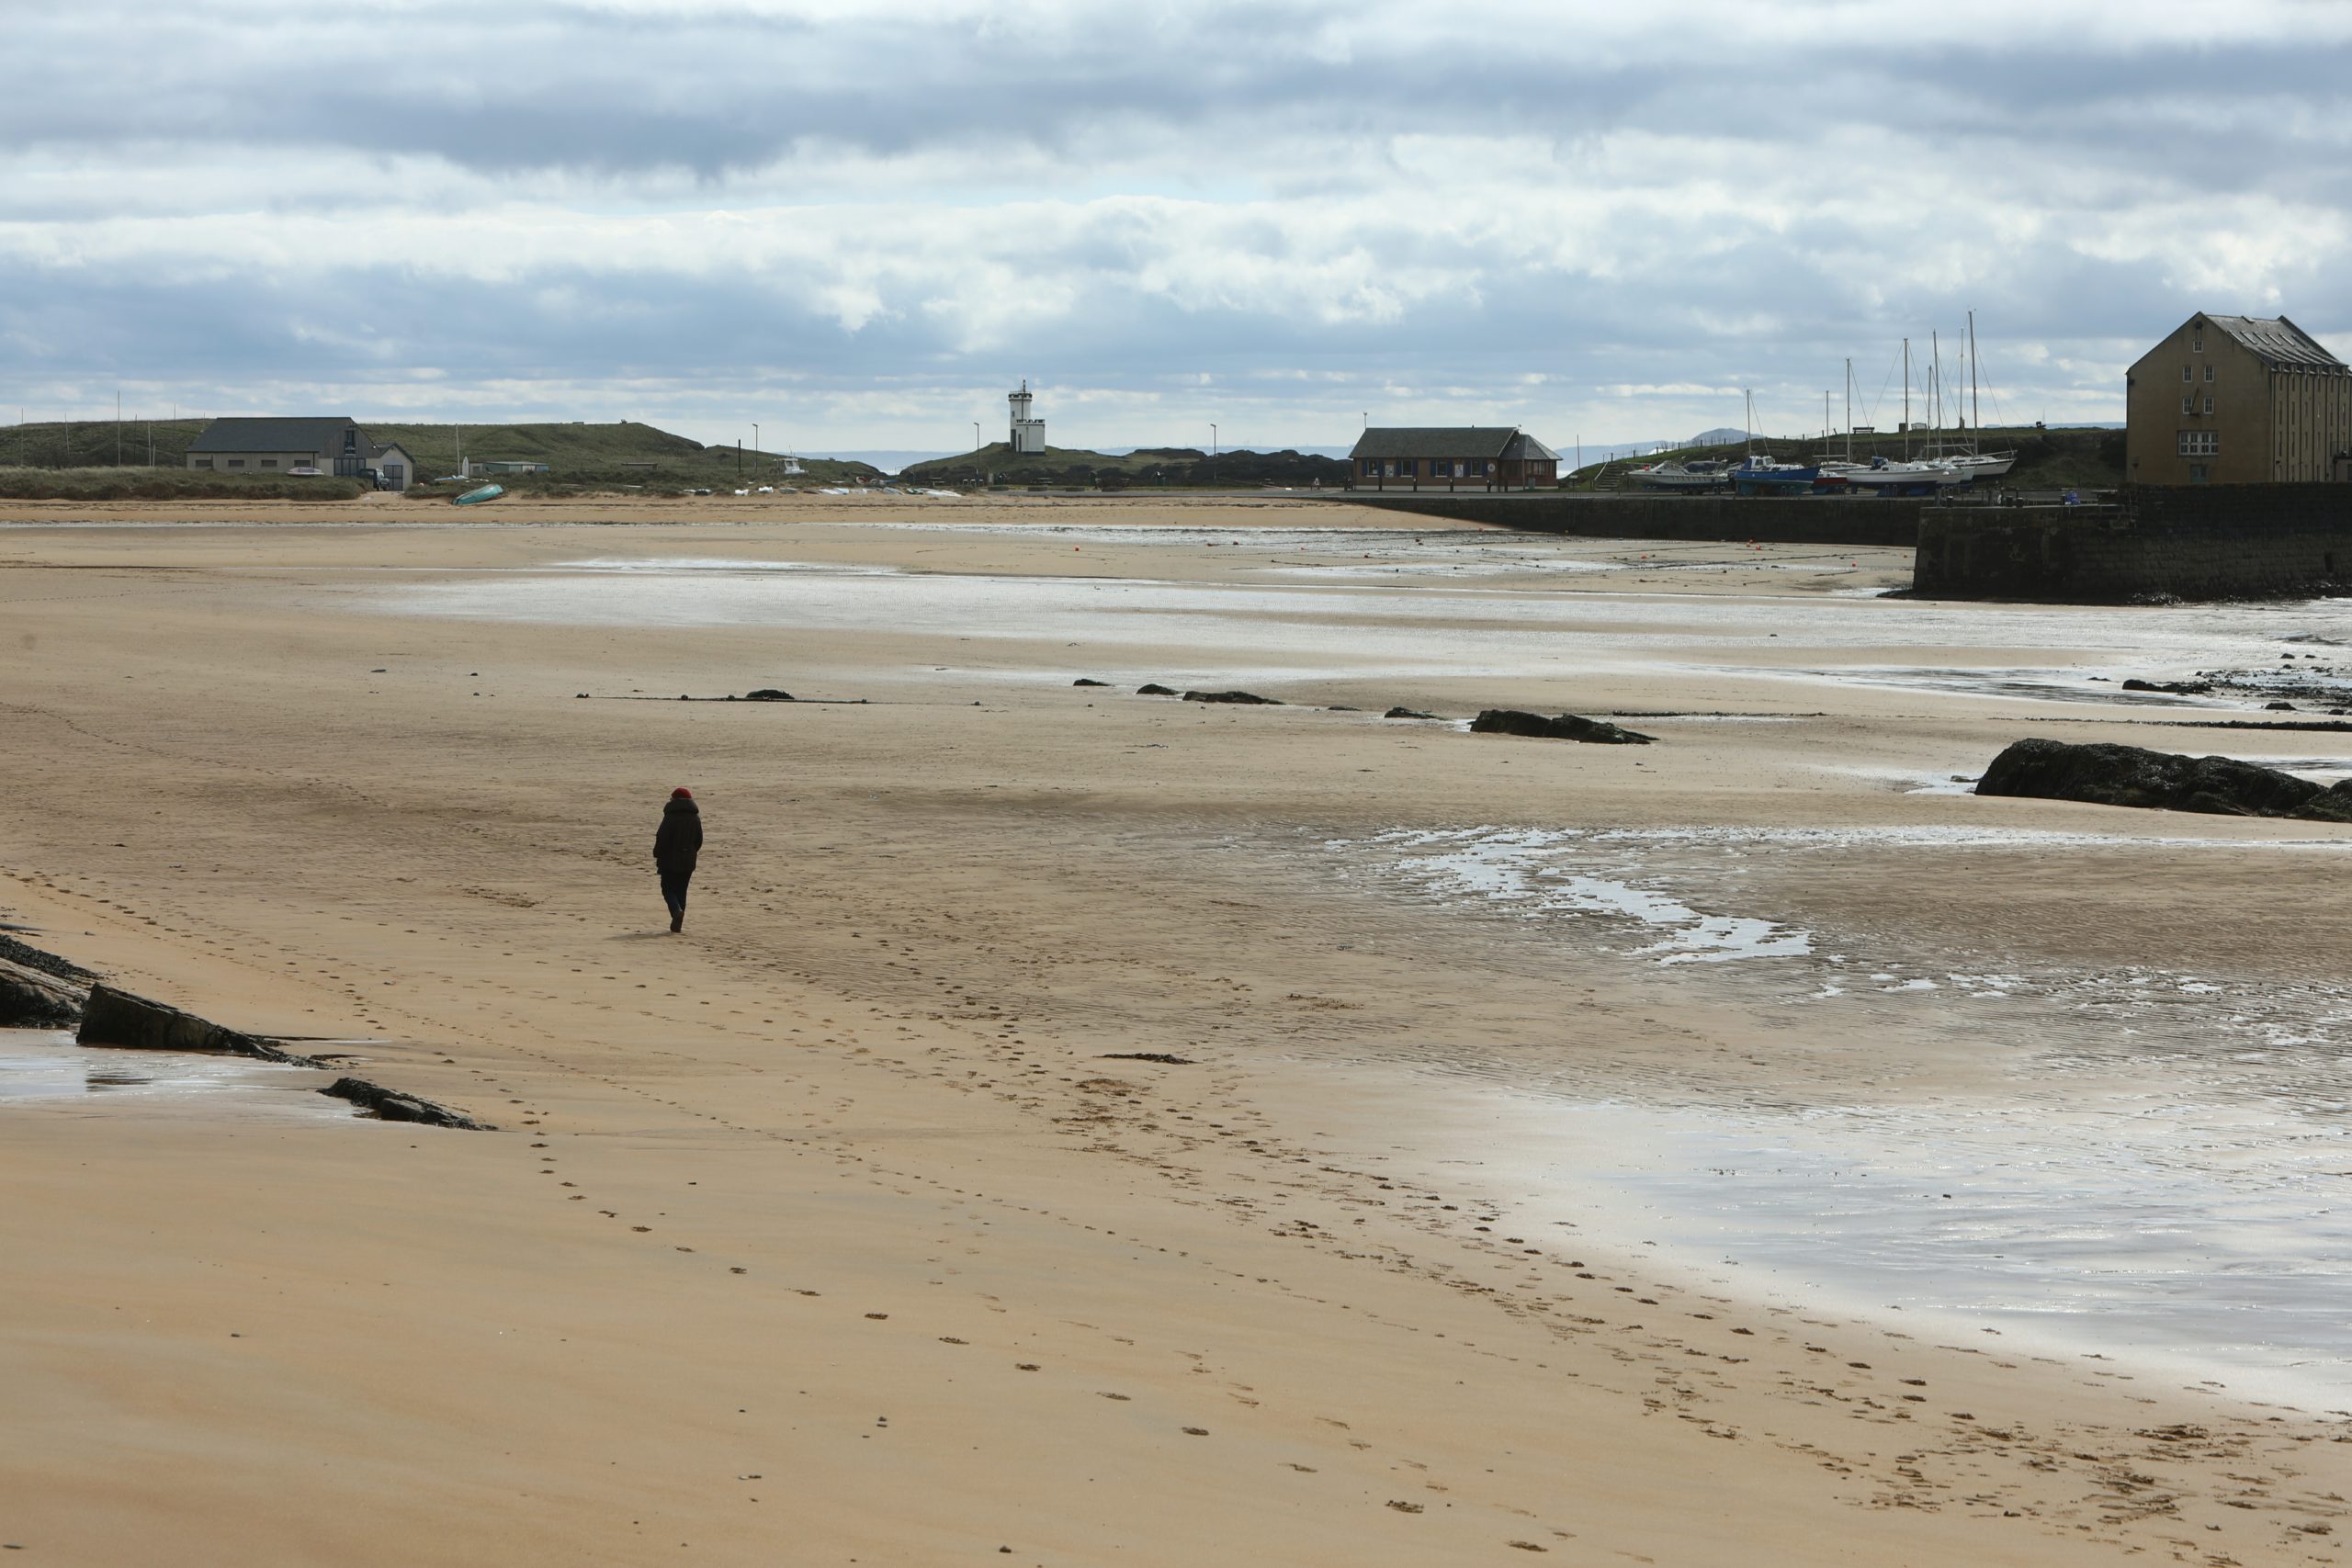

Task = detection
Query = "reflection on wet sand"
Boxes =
[0,1028,346,1115]
[1310,822,2352,1404]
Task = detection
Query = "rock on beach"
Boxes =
[75,983,320,1063]
[1469,709,1655,745]
[1975,737,2352,821]
[0,956,88,1028]
[320,1076,494,1130]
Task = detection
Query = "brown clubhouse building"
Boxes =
[1351,426,1560,489]
[2124,313,2352,485]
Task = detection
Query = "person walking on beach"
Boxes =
[654,786,702,932]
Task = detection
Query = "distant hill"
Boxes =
[1688,427,1748,447]
[0,418,879,491]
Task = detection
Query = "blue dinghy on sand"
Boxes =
[452,483,504,506]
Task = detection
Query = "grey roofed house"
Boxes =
[186,415,379,479]
[1351,426,1526,460]
[187,416,366,457]
[1498,431,1561,461]
[2202,315,2347,374]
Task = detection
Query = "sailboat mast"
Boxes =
[1844,357,1853,462]
[1903,340,1911,460]
[1931,331,1941,448]
[1969,310,1980,434]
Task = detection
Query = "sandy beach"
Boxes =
[3,494,2347,1566]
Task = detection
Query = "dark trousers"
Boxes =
[660,866,694,922]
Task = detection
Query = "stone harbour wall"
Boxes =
[1914,484,2352,601]
[1349,492,1928,548]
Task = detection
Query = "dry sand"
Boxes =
[2,494,2346,1565]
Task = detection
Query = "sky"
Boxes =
[5,0,2349,456]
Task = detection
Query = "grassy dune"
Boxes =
[0,418,879,497]
[0,466,366,501]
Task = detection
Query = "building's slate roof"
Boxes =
[1351,427,1523,459]
[189,416,362,454]
[1498,432,1560,461]
[2205,315,2348,374]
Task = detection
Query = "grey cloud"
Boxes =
[6,3,2351,444]
[5,4,2343,189]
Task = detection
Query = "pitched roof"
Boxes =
[1352,427,1532,460]
[2204,315,2346,373]
[188,416,361,454]
[1499,432,1559,461]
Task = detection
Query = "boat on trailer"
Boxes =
[1820,456,1967,495]
[1630,457,1736,491]
[1729,456,1823,496]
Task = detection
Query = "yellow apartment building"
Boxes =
[2125,313,2352,484]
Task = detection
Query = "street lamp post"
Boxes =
[752,423,760,460]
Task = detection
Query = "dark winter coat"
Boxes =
[654,797,703,873]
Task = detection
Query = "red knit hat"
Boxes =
[671,786,693,798]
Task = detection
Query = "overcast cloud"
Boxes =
[5,0,2349,452]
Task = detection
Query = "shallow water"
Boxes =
[0,1029,350,1118]
[373,548,2349,710]
[1314,825,2352,1406]
[1479,1091,2351,1410]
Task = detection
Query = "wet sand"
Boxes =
[2,497,2347,1565]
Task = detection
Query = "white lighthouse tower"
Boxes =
[1008,379,1046,456]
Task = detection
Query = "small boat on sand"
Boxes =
[452,483,505,506]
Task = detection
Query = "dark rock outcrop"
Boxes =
[2120,678,2213,695]
[1072,678,1109,687]
[1384,706,1439,720]
[2304,780,2352,822]
[320,1076,494,1130]
[742,688,794,702]
[0,934,93,984]
[1136,683,1179,695]
[1469,709,1655,745]
[1975,738,2352,821]
[1182,690,1281,705]
[1099,1052,1194,1065]
[75,984,319,1065]
[0,956,87,1028]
